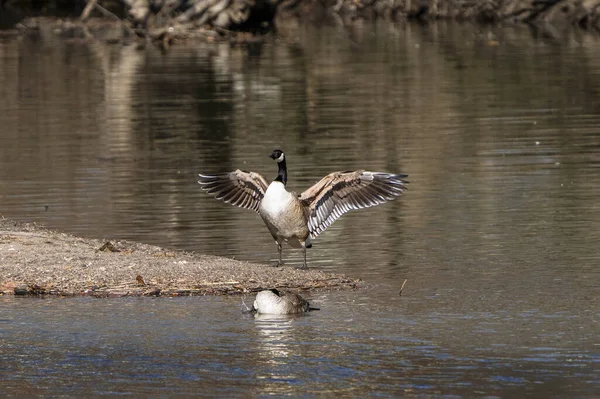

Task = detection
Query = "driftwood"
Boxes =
[9,0,595,45]
[124,0,600,39]
[116,0,278,43]
[329,0,600,31]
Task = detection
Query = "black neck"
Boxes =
[274,158,287,185]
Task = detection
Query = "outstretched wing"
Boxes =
[299,170,408,238]
[198,170,269,213]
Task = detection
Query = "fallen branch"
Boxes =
[80,0,137,37]
[80,0,98,22]
[198,281,241,285]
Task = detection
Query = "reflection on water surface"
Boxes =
[0,22,599,396]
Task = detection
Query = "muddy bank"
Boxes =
[0,218,359,297]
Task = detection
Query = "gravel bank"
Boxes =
[0,219,359,297]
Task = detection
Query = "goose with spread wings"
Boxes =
[198,149,408,269]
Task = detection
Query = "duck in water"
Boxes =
[250,289,317,315]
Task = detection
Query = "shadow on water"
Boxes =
[0,21,599,396]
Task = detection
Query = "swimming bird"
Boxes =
[198,149,408,269]
[252,289,316,315]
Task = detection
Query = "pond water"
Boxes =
[0,22,599,396]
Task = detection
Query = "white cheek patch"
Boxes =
[276,153,285,163]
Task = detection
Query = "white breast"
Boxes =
[260,181,294,215]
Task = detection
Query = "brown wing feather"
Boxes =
[299,171,408,238]
[280,292,311,313]
[198,169,269,212]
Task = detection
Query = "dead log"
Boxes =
[325,0,600,31]
[66,0,600,47]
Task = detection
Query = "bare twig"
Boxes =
[399,279,408,296]
[241,295,253,313]
[80,0,137,37]
[80,0,98,22]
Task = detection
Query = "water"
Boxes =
[0,294,594,396]
[0,22,599,396]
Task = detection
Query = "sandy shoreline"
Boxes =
[0,218,359,297]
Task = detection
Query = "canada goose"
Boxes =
[252,289,317,315]
[198,149,408,269]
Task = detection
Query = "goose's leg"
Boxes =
[300,242,308,270]
[277,241,283,266]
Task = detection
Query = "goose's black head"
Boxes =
[269,149,285,163]
[269,149,287,185]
